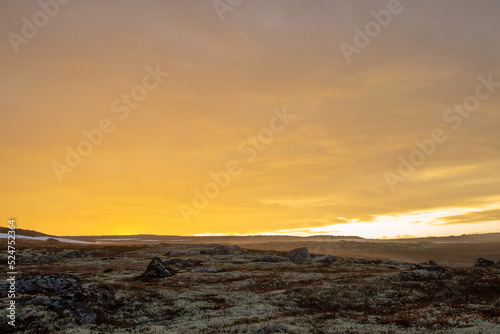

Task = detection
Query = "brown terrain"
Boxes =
[1,232,500,333]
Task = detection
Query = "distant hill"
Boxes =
[0,226,53,238]
[1,226,498,244]
[389,233,500,243]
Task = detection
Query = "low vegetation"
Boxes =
[0,240,499,333]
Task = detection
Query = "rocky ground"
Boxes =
[1,240,499,333]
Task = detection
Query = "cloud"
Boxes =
[436,209,500,226]
[1,0,500,236]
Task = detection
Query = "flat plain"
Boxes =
[1,234,499,333]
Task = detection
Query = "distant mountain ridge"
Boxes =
[0,226,53,237]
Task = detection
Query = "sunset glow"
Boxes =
[1,1,500,238]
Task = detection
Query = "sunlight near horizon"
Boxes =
[2,0,500,239]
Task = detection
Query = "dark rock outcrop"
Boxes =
[5,273,80,293]
[169,250,201,256]
[383,260,407,266]
[474,258,495,267]
[138,257,176,280]
[23,255,63,263]
[287,247,311,262]
[23,249,83,263]
[201,245,245,255]
[355,258,382,264]
[410,264,447,273]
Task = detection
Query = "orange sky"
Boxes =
[1,0,500,238]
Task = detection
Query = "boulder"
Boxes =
[474,258,495,267]
[312,255,335,264]
[138,257,176,279]
[287,247,311,262]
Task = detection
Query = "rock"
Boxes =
[38,255,63,263]
[411,263,446,273]
[103,268,114,273]
[257,324,286,333]
[45,237,61,244]
[428,260,439,266]
[426,265,447,273]
[23,255,64,263]
[287,247,311,262]
[138,257,176,279]
[474,258,495,267]
[65,250,82,259]
[204,243,222,247]
[201,245,245,255]
[81,283,97,289]
[169,250,201,256]
[75,309,97,325]
[24,250,81,262]
[389,269,446,282]
[383,260,406,266]
[254,254,286,262]
[355,258,381,264]
[164,258,201,268]
[11,273,80,293]
[313,255,335,264]
[190,267,220,273]
[497,260,500,266]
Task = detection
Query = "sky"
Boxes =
[1,0,499,238]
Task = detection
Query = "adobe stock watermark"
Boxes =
[52,65,169,182]
[179,107,297,223]
[385,73,500,192]
[7,0,72,54]
[340,0,412,64]
[6,219,17,327]
[213,0,244,21]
